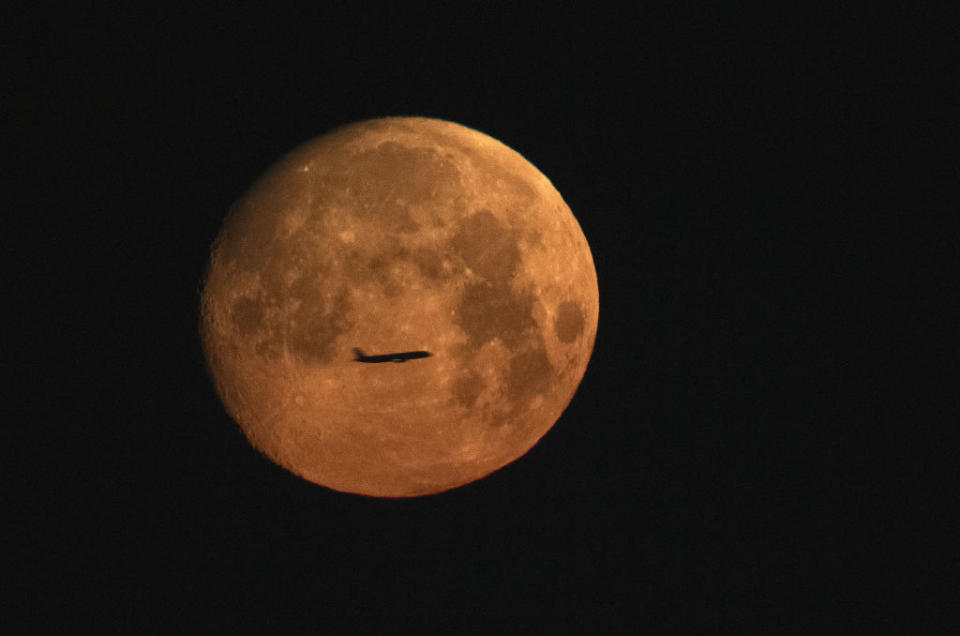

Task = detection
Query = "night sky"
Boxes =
[10,4,956,632]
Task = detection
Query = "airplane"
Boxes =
[353,348,432,364]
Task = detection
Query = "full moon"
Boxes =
[200,117,598,497]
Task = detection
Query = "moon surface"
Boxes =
[200,117,598,497]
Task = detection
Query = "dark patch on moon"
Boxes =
[505,345,554,409]
[455,281,536,349]
[554,301,585,343]
[382,278,403,298]
[231,297,264,336]
[231,228,356,365]
[450,209,522,280]
[365,255,389,284]
[287,285,353,364]
[408,247,445,282]
[451,369,484,409]
[344,246,394,288]
[254,330,284,361]
[344,244,447,297]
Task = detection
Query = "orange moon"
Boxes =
[200,117,598,497]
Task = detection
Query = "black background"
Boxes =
[9,3,957,632]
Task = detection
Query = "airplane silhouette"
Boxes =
[353,348,432,363]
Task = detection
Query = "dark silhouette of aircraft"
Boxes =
[353,348,432,363]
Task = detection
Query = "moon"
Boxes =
[200,117,598,497]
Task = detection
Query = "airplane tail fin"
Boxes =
[353,348,365,361]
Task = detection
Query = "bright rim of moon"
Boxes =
[200,117,598,497]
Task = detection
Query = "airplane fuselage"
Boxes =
[353,349,431,363]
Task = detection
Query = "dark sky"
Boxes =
[10,4,956,632]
